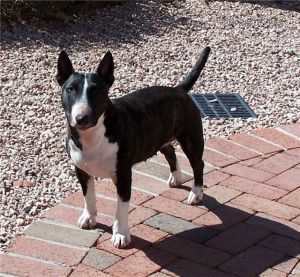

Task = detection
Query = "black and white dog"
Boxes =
[57,47,210,248]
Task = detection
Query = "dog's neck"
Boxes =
[79,115,106,149]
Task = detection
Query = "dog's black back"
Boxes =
[105,86,200,165]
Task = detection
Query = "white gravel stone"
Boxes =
[0,0,299,252]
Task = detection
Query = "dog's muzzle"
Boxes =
[71,103,93,130]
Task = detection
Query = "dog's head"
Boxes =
[56,51,114,130]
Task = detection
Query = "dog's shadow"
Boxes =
[99,194,300,276]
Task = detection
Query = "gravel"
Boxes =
[1,0,299,252]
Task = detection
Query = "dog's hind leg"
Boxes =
[178,135,204,205]
[111,165,132,248]
[76,167,97,229]
[160,144,182,187]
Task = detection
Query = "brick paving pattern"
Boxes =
[1,123,300,276]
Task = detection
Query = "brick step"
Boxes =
[3,123,300,277]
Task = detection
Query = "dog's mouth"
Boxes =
[76,123,94,131]
[73,114,96,131]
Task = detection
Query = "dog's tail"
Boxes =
[177,46,211,92]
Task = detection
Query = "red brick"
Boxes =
[206,137,259,160]
[92,196,120,217]
[8,236,86,266]
[147,158,193,184]
[280,124,300,138]
[273,257,299,274]
[240,157,264,166]
[129,206,157,227]
[162,259,234,277]
[143,196,206,220]
[134,161,170,181]
[231,194,300,220]
[203,148,238,167]
[150,153,169,166]
[70,264,109,277]
[260,234,300,258]
[293,216,300,225]
[157,235,230,267]
[266,168,300,191]
[287,148,300,157]
[200,185,242,210]
[132,172,168,195]
[253,152,300,174]
[149,272,171,277]
[260,268,287,277]
[97,233,112,244]
[94,179,115,198]
[247,212,300,241]
[292,261,300,274]
[131,224,167,243]
[97,235,145,258]
[95,215,114,228]
[230,133,283,154]
[279,188,300,209]
[63,192,134,216]
[221,163,274,182]
[253,128,300,149]
[176,152,218,176]
[44,204,114,229]
[193,203,254,230]
[160,187,189,202]
[176,153,194,174]
[205,223,270,254]
[0,254,71,276]
[63,192,84,207]
[105,248,176,277]
[131,190,154,206]
[152,152,193,175]
[44,204,113,228]
[97,224,167,258]
[221,176,287,200]
[44,204,81,226]
[220,246,284,277]
[204,170,230,187]
[95,179,153,206]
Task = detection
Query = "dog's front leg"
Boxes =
[111,167,131,248]
[75,167,97,229]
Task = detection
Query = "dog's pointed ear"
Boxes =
[96,51,114,87]
[56,51,74,86]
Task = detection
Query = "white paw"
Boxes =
[111,220,131,248]
[111,232,131,248]
[77,209,96,229]
[167,170,182,188]
[187,186,203,205]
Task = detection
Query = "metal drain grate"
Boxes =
[190,93,256,118]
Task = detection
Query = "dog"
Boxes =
[56,46,210,248]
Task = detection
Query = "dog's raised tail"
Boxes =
[177,46,211,92]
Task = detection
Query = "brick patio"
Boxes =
[1,123,300,276]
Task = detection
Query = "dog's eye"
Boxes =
[66,87,74,94]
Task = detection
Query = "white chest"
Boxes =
[68,116,118,178]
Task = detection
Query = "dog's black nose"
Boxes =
[75,114,89,126]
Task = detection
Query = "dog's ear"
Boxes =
[56,51,74,86]
[96,51,114,88]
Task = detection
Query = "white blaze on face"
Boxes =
[70,74,91,127]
